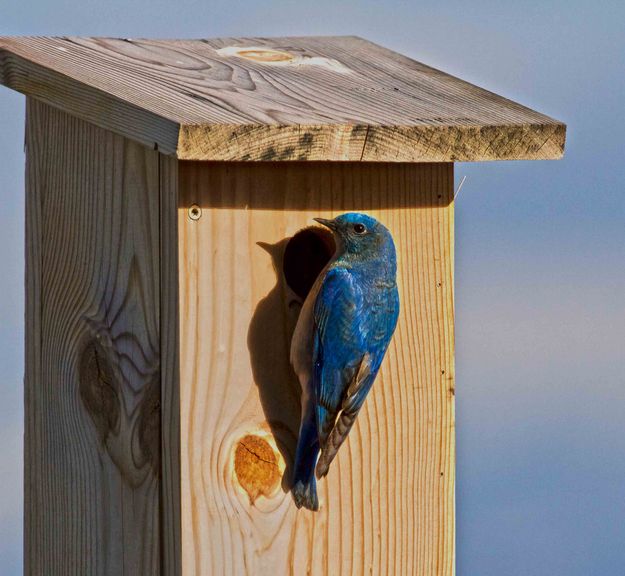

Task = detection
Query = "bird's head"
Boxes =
[313,213,394,259]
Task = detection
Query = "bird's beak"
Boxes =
[313,217,336,231]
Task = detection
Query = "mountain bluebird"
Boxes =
[290,213,400,511]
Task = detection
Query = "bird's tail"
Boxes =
[291,404,320,511]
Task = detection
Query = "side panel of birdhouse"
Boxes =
[177,162,455,576]
[24,99,179,576]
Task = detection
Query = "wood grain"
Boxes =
[0,35,565,162]
[178,161,455,575]
[24,99,171,575]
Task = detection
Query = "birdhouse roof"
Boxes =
[0,35,565,162]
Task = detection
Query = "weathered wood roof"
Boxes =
[0,35,565,162]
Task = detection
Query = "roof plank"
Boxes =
[0,35,566,161]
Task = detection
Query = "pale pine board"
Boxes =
[24,99,172,575]
[1,35,565,162]
[178,162,455,575]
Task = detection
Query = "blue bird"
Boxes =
[290,213,400,511]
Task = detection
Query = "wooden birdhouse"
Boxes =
[0,36,565,575]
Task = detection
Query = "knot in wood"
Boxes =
[79,339,120,442]
[234,434,281,504]
[79,335,161,485]
[236,49,294,62]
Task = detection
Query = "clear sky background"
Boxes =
[1,1,624,574]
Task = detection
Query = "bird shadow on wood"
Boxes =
[247,228,334,493]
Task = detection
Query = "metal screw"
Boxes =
[188,204,202,221]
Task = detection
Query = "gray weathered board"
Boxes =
[0,35,565,162]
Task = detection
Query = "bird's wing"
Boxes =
[313,271,400,478]
[312,267,368,448]
[315,353,375,478]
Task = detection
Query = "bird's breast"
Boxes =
[290,267,328,389]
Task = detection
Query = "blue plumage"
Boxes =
[290,213,400,510]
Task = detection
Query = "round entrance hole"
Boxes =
[283,227,335,300]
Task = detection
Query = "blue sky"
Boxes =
[2,1,624,574]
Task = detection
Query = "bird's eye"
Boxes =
[353,223,366,234]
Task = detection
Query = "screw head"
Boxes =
[188,204,202,221]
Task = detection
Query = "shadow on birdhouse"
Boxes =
[247,227,335,492]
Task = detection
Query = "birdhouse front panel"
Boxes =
[177,161,455,575]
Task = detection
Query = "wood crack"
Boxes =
[359,125,371,161]
[238,440,279,467]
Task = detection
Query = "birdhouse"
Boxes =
[0,36,565,575]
